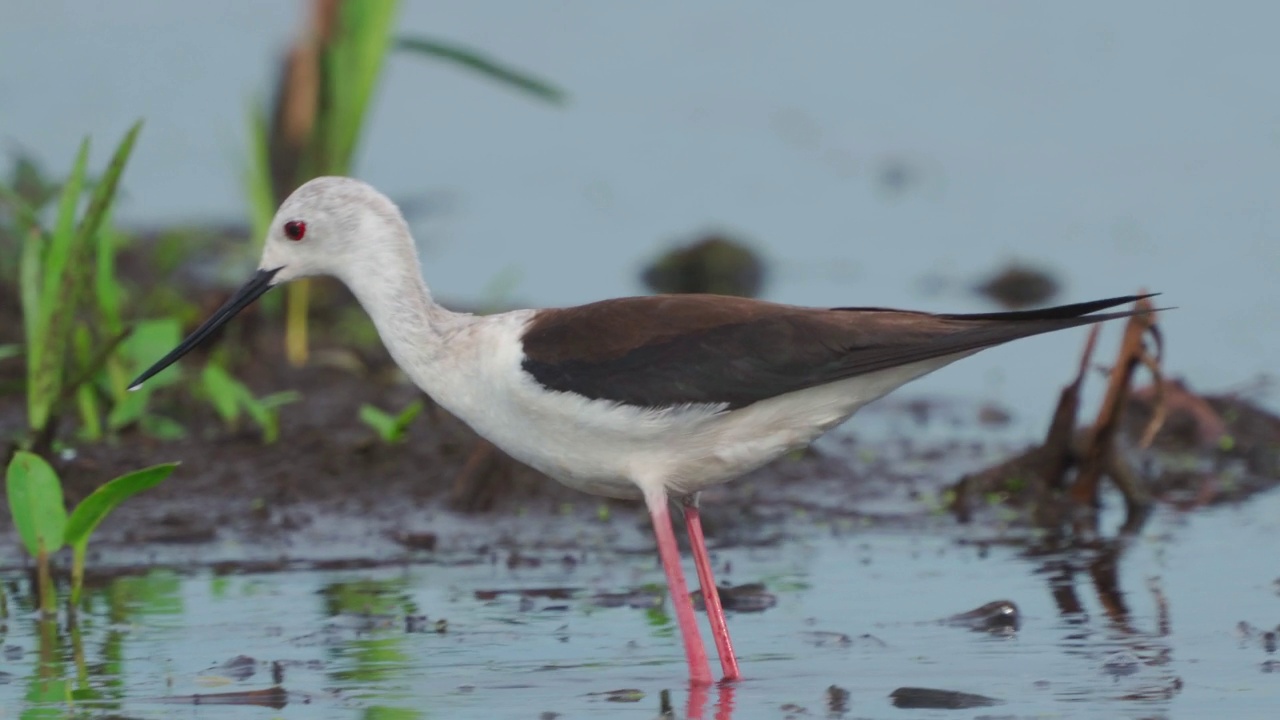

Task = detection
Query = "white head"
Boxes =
[260,176,418,286]
[130,176,421,389]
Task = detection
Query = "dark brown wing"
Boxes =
[520,293,1153,410]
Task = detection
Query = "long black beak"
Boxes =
[128,267,282,390]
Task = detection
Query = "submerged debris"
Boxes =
[944,600,1020,634]
[952,295,1163,534]
[691,582,777,613]
[888,687,1002,709]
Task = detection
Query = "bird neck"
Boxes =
[338,243,469,378]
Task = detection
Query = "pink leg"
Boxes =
[644,490,713,685]
[682,496,741,681]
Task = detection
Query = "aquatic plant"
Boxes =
[4,451,178,611]
[359,399,424,444]
[0,121,163,451]
[245,0,565,367]
[200,364,301,444]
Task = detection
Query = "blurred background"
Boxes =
[2,1,1280,409]
[3,1,1278,421]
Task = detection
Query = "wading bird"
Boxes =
[131,177,1151,685]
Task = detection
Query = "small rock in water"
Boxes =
[1102,650,1142,677]
[889,687,1002,709]
[826,684,850,714]
[1264,631,1278,654]
[593,588,664,610]
[196,654,257,684]
[586,688,644,703]
[691,582,777,613]
[944,600,1020,633]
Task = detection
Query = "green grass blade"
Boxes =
[392,400,424,439]
[0,182,44,233]
[395,36,568,105]
[27,140,90,430]
[4,451,68,557]
[359,404,397,441]
[75,121,143,248]
[244,102,277,241]
[18,226,42,351]
[64,463,179,548]
[201,364,244,427]
[41,136,91,325]
[324,0,401,172]
[94,220,125,335]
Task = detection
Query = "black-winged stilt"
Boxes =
[130,176,1153,685]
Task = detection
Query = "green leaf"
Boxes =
[201,364,243,427]
[65,463,178,548]
[140,414,187,440]
[75,121,143,251]
[0,344,20,362]
[0,181,44,234]
[359,404,397,441]
[359,400,423,443]
[244,390,300,444]
[324,0,401,174]
[395,36,568,105]
[27,139,90,431]
[4,451,68,557]
[106,318,181,429]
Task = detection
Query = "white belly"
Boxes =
[414,312,970,501]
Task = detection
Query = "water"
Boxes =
[2,490,1277,718]
[2,3,1279,717]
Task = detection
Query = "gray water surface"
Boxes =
[2,490,1278,718]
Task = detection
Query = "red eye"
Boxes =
[283,220,307,241]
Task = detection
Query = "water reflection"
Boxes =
[1028,530,1181,711]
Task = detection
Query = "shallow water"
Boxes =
[2,489,1276,719]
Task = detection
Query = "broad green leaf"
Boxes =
[106,318,180,430]
[0,344,20,361]
[396,36,567,105]
[4,451,68,557]
[65,463,178,548]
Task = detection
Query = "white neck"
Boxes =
[334,224,473,388]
